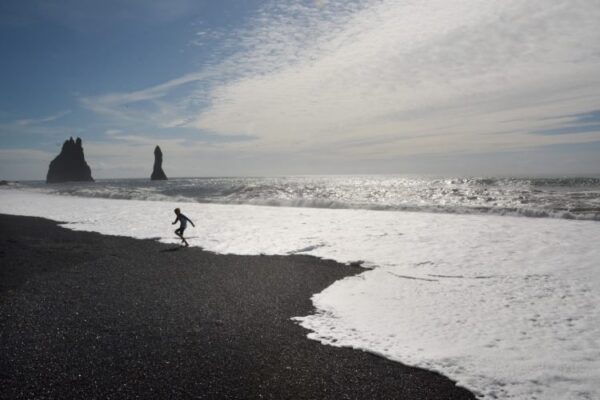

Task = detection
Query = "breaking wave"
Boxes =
[6,175,600,221]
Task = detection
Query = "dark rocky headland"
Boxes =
[151,145,168,180]
[46,137,94,183]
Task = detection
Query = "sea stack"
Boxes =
[151,145,168,180]
[46,137,94,183]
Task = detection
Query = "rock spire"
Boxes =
[151,145,168,180]
[46,137,94,183]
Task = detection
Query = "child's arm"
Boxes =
[188,216,195,227]
[172,216,179,225]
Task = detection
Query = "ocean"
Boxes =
[1,175,599,399]
[8,175,600,221]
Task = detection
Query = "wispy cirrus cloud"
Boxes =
[79,71,213,126]
[189,0,600,154]
[0,110,73,143]
[0,148,53,160]
[15,110,71,126]
[81,0,600,160]
[532,110,600,136]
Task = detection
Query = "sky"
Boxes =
[1,0,600,180]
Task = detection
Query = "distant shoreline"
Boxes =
[0,213,475,399]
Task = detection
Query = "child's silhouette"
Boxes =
[172,208,195,247]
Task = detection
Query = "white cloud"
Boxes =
[15,110,71,126]
[80,71,214,126]
[82,0,600,162]
[0,112,72,139]
[104,129,123,136]
[0,148,53,161]
[189,0,600,154]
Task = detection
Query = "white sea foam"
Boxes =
[12,176,600,221]
[1,189,599,399]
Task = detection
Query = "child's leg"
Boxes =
[177,228,187,245]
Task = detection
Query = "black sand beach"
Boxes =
[0,214,475,399]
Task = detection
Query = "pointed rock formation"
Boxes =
[46,137,94,183]
[151,145,168,180]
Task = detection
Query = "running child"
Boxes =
[172,208,195,247]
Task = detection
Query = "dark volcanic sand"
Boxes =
[0,214,476,399]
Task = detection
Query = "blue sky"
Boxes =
[1,0,599,180]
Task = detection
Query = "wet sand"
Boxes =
[0,214,475,399]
